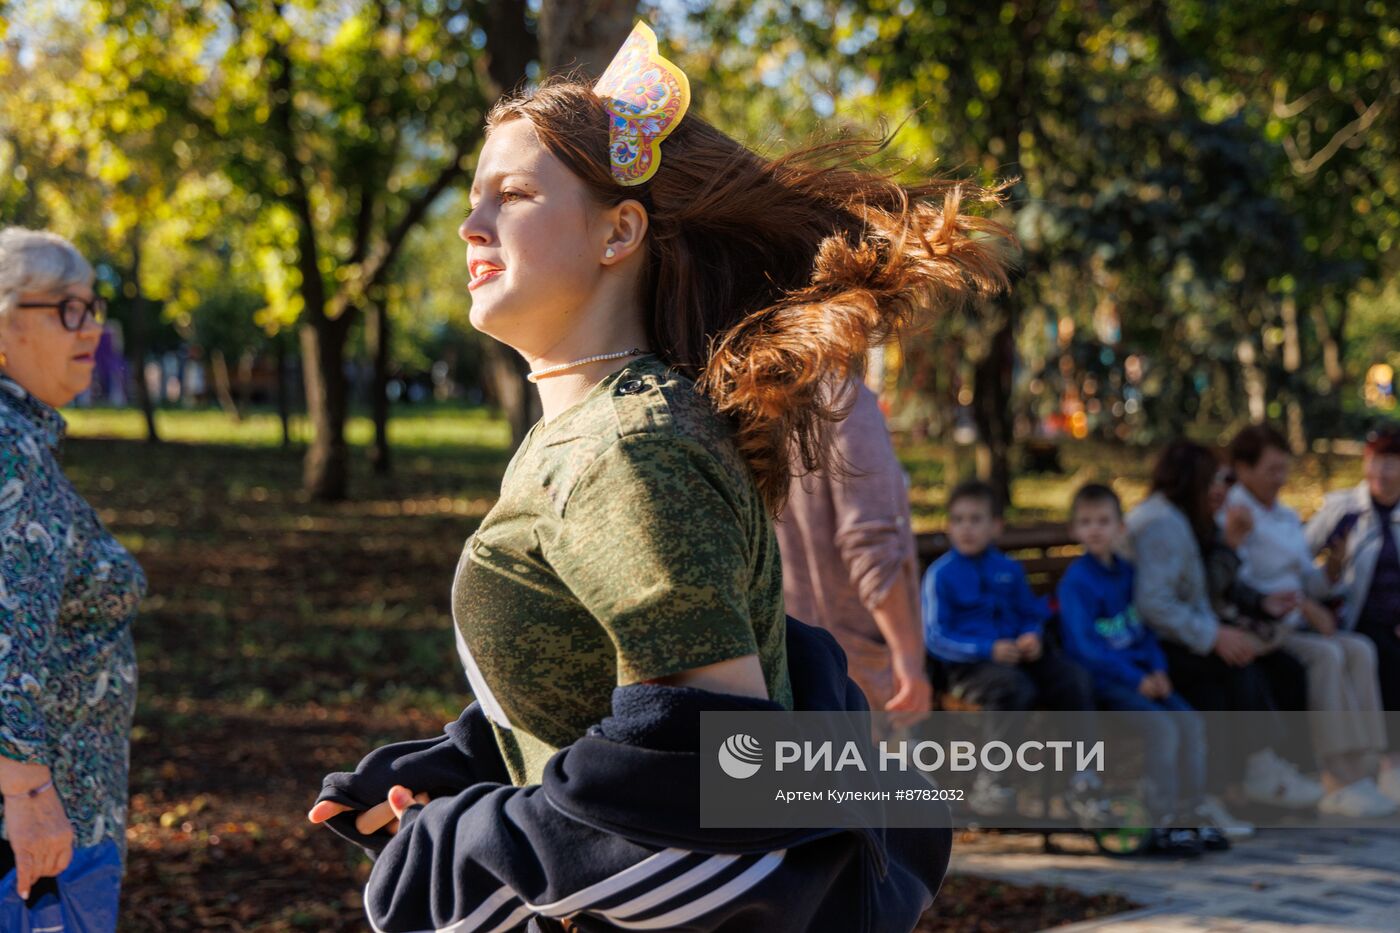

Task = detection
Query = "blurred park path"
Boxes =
[953,829,1400,932]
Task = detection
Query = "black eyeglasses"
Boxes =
[16,297,108,332]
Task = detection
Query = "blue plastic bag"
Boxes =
[0,838,122,933]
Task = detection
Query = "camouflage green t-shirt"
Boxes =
[452,355,792,786]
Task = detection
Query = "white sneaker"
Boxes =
[1378,767,1400,805]
[1317,778,1399,819]
[1243,749,1325,810]
[1194,795,1255,839]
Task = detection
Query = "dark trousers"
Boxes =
[944,647,1099,773]
[1162,640,1305,782]
[1358,613,1400,711]
[945,646,1096,712]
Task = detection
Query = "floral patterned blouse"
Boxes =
[0,375,143,858]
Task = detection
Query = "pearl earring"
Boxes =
[604,247,616,259]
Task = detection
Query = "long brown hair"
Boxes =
[1151,439,1222,547]
[487,79,1015,512]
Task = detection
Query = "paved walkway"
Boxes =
[949,828,1400,931]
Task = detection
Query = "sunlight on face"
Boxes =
[459,118,606,357]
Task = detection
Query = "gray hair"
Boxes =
[0,227,95,319]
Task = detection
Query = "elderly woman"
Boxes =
[0,227,143,909]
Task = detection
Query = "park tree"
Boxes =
[77,0,640,498]
[0,1,226,443]
[1183,0,1400,439]
[686,0,1397,503]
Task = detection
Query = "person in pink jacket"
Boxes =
[776,379,932,715]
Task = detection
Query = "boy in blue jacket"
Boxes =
[1058,483,1227,855]
[923,481,1093,710]
[922,481,1101,815]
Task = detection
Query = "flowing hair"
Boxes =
[1151,439,1222,548]
[487,79,1015,512]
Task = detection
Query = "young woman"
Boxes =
[311,24,1011,932]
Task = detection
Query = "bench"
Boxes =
[914,524,1081,710]
[915,523,1081,596]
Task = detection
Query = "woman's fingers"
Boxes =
[355,800,397,835]
[387,785,416,820]
[14,854,34,899]
[312,788,431,838]
[307,800,351,824]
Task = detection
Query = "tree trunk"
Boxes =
[127,229,160,444]
[971,303,1017,509]
[368,301,392,476]
[300,317,352,500]
[237,349,255,415]
[1235,336,1268,424]
[538,0,639,74]
[210,349,243,421]
[485,341,540,447]
[1309,293,1349,481]
[1279,295,1307,453]
[275,335,292,449]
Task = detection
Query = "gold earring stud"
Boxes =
[0,351,8,368]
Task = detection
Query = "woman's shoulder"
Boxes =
[0,413,70,537]
[0,408,48,482]
[535,357,751,517]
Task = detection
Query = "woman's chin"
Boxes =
[467,299,526,345]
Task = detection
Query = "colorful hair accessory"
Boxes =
[593,22,691,187]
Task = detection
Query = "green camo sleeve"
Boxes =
[545,433,760,685]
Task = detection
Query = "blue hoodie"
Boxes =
[921,547,1049,663]
[1056,554,1166,692]
[317,617,950,933]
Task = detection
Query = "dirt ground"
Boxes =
[59,427,1135,931]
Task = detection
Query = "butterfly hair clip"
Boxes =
[593,22,692,187]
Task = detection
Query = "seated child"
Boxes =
[1059,483,1231,854]
[922,480,1099,815]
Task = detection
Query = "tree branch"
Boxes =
[265,7,329,322]
[1271,82,1325,119]
[1282,74,1397,176]
[325,137,475,319]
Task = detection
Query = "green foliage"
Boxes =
[682,0,1399,445]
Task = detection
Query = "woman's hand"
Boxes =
[1262,590,1300,619]
[1223,504,1254,550]
[309,787,431,836]
[4,783,73,899]
[1300,598,1337,636]
[1324,536,1348,584]
[886,651,932,714]
[1213,625,1260,667]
